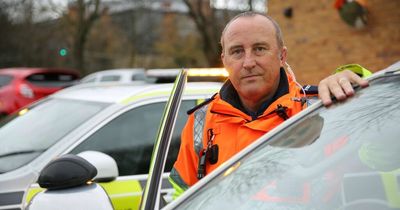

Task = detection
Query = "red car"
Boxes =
[0,67,80,117]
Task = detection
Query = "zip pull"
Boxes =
[206,129,218,164]
[276,104,289,120]
[197,129,219,180]
[292,97,308,106]
[197,148,207,180]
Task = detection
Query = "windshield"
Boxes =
[0,98,108,173]
[173,74,400,210]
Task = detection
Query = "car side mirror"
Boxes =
[27,154,114,210]
[77,151,119,182]
[38,154,97,190]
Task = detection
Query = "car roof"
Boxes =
[51,82,222,103]
[79,68,148,83]
[87,68,145,74]
[81,68,146,78]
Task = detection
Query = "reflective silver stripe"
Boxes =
[193,104,208,156]
[169,168,189,190]
[0,191,23,206]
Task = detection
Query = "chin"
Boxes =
[240,87,264,98]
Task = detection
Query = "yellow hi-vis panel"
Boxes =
[24,187,43,205]
[25,180,143,210]
[100,179,143,210]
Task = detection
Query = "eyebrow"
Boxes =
[228,44,243,51]
[253,42,270,48]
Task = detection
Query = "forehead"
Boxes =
[223,15,277,48]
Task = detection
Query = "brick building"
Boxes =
[267,0,400,84]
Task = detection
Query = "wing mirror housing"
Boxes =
[38,154,97,190]
[77,150,119,182]
[27,152,115,210]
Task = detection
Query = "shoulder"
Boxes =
[186,93,218,115]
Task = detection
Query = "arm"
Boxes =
[169,115,199,199]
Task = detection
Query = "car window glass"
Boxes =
[0,75,13,87]
[26,73,78,87]
[0,99,108,173]
[81,77,96,83]
[131,73,146,81]
[176,75,400,210]
[100,75,121,82]
[70,100,195,176]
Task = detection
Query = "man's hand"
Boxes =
[318,70,369,106]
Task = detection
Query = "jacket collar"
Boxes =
[219,67,289,120]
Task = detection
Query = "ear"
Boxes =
[279,46,288,67]
[221,52,226,66]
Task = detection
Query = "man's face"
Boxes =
[221,15,286,102]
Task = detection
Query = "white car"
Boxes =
[79,68,150,84]
[0,81,221,210]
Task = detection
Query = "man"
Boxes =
[169,11,369,198]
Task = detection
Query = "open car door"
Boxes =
[140,69,188,210]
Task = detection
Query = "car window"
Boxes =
[26,73,79,87]
[0,99,108,173]
[131,73,147,81]
[70,100,196,176]
[0,75,13,87]
[174,75,400,210]
[100,75,121,82]
[81,77,96,83]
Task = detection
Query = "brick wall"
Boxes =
[267,0,400,84]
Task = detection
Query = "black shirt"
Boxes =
[219,67,289,120]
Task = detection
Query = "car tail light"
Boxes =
[19,84,34,98]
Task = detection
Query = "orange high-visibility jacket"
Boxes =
[169,70,309,198]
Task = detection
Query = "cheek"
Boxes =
[225,62,241,80]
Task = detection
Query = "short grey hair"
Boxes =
[220,11,284,50]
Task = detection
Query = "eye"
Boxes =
[229,48,244,58]
[254,46,267,55]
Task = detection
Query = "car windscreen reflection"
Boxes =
[174,75,400,210]
[0,99,108,173]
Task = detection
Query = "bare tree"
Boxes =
[0,1,16,67]
[182,0,265,67]
[182,0,227,67]
[64,0,102,73]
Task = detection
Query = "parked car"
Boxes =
[0,67,80,118]
[163,61,400,210]
[0,80,221,210]
[79,68,150,84]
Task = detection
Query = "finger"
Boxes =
[343,70,370,88]
[328,80,347,101]
[338,78,355,96]
[318,81,333,106]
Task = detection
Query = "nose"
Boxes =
[243,51,256,70]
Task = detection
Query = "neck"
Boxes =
[239,91,275,113]
[219,68,289,117]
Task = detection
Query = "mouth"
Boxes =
[241,74,260,79]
